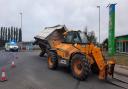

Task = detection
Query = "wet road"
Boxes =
[0,50,126,89]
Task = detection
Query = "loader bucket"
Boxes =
[107,59,115,77]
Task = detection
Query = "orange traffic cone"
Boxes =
[11,61,16,68]
[1,67,7,82]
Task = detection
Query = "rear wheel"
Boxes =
[47,51,58,70]
[71,54,90,80]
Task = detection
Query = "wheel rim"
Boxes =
[48,57,53,66]
[73,60,82,75]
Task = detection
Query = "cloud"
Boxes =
[0,0,127,42]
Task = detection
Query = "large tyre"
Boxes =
[47,51,58,70]
[71,54,90,80]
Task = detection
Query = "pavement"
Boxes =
[114,64,128,77]
[0,50,128,89]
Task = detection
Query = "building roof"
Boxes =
[102,34,128,44]
[34,25,67,40]
[116,34,128,38]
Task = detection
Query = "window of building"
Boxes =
[119,42,123,52]
[123,42,126,52]
[126,42,128,53]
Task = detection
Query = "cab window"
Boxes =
[72,33,81,43]
[64,32,74,43]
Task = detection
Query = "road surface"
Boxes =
[0,50,127,89]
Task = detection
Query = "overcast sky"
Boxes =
[0,0,127,42]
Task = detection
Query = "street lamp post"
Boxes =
[19,12,22,42]
[97,6,100,44]
[20,12,22,31]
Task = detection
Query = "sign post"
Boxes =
[108,4,116,56]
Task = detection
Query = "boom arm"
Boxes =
[87,43,115,80]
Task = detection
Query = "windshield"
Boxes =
[64,31,88,44]
[10,43,17,46]
[8,42,17,46]
[79,32,88,43]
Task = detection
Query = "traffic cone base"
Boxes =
[1,77,7,82]
[1,68,7,82]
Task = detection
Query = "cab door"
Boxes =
[56,31,80,59]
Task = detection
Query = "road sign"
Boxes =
[108,4,116,56]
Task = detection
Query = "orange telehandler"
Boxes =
[34,25,115,80]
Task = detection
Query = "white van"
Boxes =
[5,42,19,52]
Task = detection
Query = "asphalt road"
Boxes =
[0,50,126,89]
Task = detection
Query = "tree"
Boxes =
[16,27,18,42]
[87,31,97,43]
[0,27,3,40]
[14,27,16,42]
[5,27,8,42]
[11,26,13,41]
[8,27,11,41]
[84,26,88,35]
[0,28,1,39]
[19,28,22,42]
[3,27,6,41]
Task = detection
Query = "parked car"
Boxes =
[5,42,19,52]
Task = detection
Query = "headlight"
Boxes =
[10,46,13,48]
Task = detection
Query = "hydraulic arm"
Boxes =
[87,43,115,80]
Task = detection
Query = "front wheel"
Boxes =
[71,54,90,80]
[47,51,58,70]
